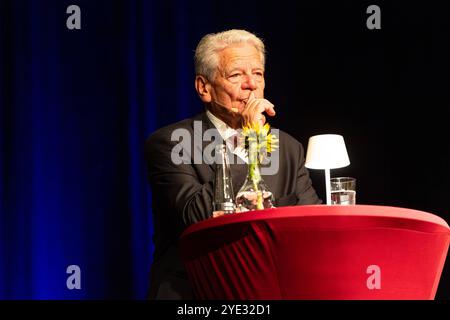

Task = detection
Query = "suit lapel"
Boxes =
[230,163,248,195]
[197,112,216,172]
[193,112,248,194]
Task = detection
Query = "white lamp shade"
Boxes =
[305,134,350,169]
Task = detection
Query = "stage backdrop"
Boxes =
[1,0,449,299]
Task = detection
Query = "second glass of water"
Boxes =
[330,177,356,205]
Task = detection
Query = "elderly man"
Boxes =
[145,29,320,299]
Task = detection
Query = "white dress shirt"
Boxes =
[206,110,248,164]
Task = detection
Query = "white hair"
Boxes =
[194,29,266,81]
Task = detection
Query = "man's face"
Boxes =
[209,43,265,113]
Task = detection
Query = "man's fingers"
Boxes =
[255,100,276,118]
[244,92,257,111]
[248,91,255,102]
[265,102,276,116]
[258,114,266,126]
[242,94,276,126]
[212,211,225,218]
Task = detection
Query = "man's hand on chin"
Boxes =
[240,91,276,127]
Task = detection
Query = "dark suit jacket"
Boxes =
[145,112,321,299]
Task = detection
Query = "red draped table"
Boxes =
[180,205,450,299]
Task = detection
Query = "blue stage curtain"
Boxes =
[0,0,157,299]
[0,0,261,299]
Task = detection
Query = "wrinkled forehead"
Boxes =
[216,43,264,72]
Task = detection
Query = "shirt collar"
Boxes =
[206,110,248,163]
[206,110,238,141]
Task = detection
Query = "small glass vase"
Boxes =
[235,140,275,212]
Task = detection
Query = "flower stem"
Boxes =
[248,138,263,210]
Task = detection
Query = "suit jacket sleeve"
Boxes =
[145,130,213,233]
[295,142,322,205]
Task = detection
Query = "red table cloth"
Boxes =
[180,205,450,299]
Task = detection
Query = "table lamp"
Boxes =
[305,134,350,205]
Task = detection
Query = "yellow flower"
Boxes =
[240,121,278,163]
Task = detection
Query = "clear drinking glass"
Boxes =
[330,177,356,205]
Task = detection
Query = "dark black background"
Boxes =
[260,1,450,298]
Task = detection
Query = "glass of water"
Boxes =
[330,177,356,205]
